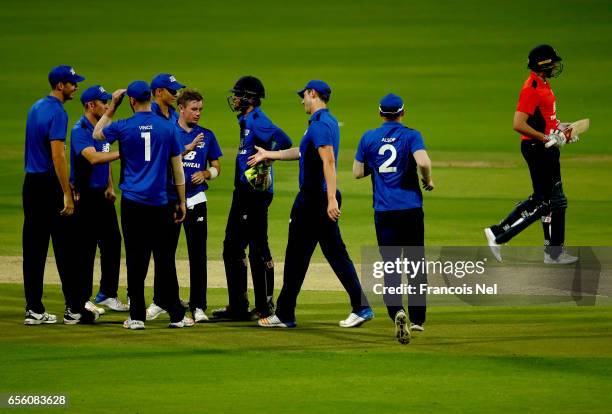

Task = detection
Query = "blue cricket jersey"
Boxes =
[70,116,112,190]
[175,124,223,198]
[355,121,426,211]
[102,111,182,206]
[152,101,181,201]
[151,101,179,123]
[235,107,291,193]
[298,108,339,192]
[24,95,68,173]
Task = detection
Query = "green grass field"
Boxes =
[1,285,611,413]
[1,0,611,412]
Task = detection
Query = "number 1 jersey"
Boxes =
[103,111,182,206]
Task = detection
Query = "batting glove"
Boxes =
[544,130,566,148]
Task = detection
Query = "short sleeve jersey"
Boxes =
[24,95,68,173]
[102,112,181,206]
[355,122,426,211]
[70,116,112,190]
[298,108,339,192]
[516,72,559,140]
[175,124,223,198]
[235,107,281,193]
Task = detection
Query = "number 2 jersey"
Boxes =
[355,121,425,212]
[103,112,181,206]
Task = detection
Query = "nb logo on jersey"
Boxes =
[243,129,251,137]
[197,217,204,222]
[101,143,111,153]
[184,151,197,161]
[139,125,153,131]
[197,142,205,149]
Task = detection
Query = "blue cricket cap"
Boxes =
[297,80,331,99]
[48,65,85,85]
[150,73,186,91]
[379,93,404,115]
[126,80,151,101]
[80,85,112,105]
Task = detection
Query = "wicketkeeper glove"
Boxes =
[244,162,272,191]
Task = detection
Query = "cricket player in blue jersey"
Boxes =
[174,88,223,322]
[93,81,194,330]
[146,73,190,320]
[354,93,434,344]
[250,80,373,328]
[151,73,185,122]
[23,65,99,325]
[70,85,129,315]
[212,76,292,321]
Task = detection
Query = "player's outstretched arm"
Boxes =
[414,149,434,191]
[93,89,126,140]
[247,145,299,166]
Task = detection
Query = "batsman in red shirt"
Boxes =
[484,45,579,264]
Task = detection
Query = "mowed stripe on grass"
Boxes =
[0,284,611,413]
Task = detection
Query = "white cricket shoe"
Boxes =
[394,310,410,345]
[339,307,374,328]
[257,314,296,328]
[410,323,425,332]
[484,228,502,262]
[193,308,209,323]
[97,297,129,312]
[544,251,579,265]
[168,316,195,328]
[146,303,167,320]
[85,301,106,315]
[24,310,57,325]
[123,319,145,330]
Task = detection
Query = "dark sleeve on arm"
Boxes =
[271,128,292,150]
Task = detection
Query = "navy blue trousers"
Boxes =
[22,172,84,314]
[276,190,369,322]
[374,208,427,325]
[75,188,122,302]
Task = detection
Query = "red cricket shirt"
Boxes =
[516,72,559,140]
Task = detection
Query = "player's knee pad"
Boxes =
[549,181,568,211]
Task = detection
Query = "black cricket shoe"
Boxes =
[211,306,251,321]
[63,308,100,325]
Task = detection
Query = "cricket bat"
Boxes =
[545,118,590,148]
